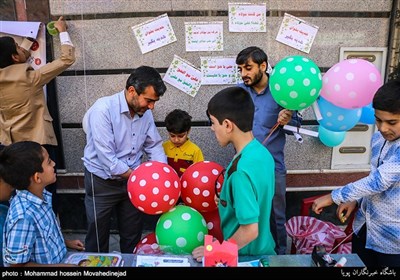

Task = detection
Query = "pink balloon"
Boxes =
[127,161,181,215]
[320,59,382,109]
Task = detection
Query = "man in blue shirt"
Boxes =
[236,46,301,255]
[313,80,400,267]
[82,66,167,253]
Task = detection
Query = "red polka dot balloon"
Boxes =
[127,161,181,215]
[180,161,224,213]
[202,209,224,243]
[133,232,163,255]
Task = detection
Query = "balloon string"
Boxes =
[262,122,280,145]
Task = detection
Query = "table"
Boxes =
[64,252,365,267]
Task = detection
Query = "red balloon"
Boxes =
[127,161,181,215]
[202,209,224,243]
[180,161,224,212]
[133,232,163,255]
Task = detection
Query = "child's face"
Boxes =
[39,147,57,186]
[209,114,230,147]
[168,131,189,148]
[375,109,400,141]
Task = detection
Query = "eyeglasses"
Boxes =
[214,168,225,199]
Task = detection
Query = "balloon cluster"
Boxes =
[128,161,225,254]
[270,56,382,147]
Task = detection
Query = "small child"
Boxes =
[0,141,84,267]
[163,109,204,177]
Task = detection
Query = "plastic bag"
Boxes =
[285,216,351,254]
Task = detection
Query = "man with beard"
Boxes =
[82,66,167,253]
[236,46,302,255]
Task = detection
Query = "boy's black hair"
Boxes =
[125,65,167,97]
[236,46,268,66]
[0,141,44,190]
[373,79,400,114]
[165,109,192,134]
[0,36,17,68]
[207,87,254,132]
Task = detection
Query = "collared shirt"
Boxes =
[219,139,276,256]
[332,132,400,254]
[237,83,301,173]
[82,90,167,180]
[3,190,66,265]
[163,139,204,177]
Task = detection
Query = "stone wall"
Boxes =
[46,0,392,188]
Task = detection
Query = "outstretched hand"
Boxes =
[312,194,334,214]
[54,16,68,33]
[337,201,357,223]
[65,239,85,251]
[192,245,204,263]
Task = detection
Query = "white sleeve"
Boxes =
[59,31,74,46]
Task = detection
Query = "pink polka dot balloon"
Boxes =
[320,59,382,109]
[127,161,181,215]
[180,161,224,213]
[133,232,163,255]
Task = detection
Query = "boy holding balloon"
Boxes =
[312,80,400,267]
[236,46,303,255]
[192,86,276,262]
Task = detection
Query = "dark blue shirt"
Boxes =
[237,83,301,173]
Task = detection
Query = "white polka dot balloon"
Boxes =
[317,96,362,132]
[155,205,208,254]
[270,55,322,110]
[133,232,162,255]
[180,161,225,213]
[201,209,223,243]
[320,58,382,109]
[127,161,181,215]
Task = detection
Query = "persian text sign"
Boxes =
[200,56,238,85]
[276,13,319,53]
[163,55,202,97]
[229,3,267,32]
[131,13,177,54]
[185,22,224,52]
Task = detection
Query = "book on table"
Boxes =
[64,252,123,267]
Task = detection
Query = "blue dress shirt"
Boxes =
[332,132,400,254]
[82,90,167,180]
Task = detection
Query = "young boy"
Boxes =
[312,80,400,267]
[163,109,204,177]
[0,144,13,202]
[0,141,84,267]
[192,87,276,262]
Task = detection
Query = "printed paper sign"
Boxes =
[163,55,202,97]
[275,13,319,53]
[136,255,191,267]
[228,3,267,32]
[131,13,177,54]
[185,21,224,52]
[200,56,238,85]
